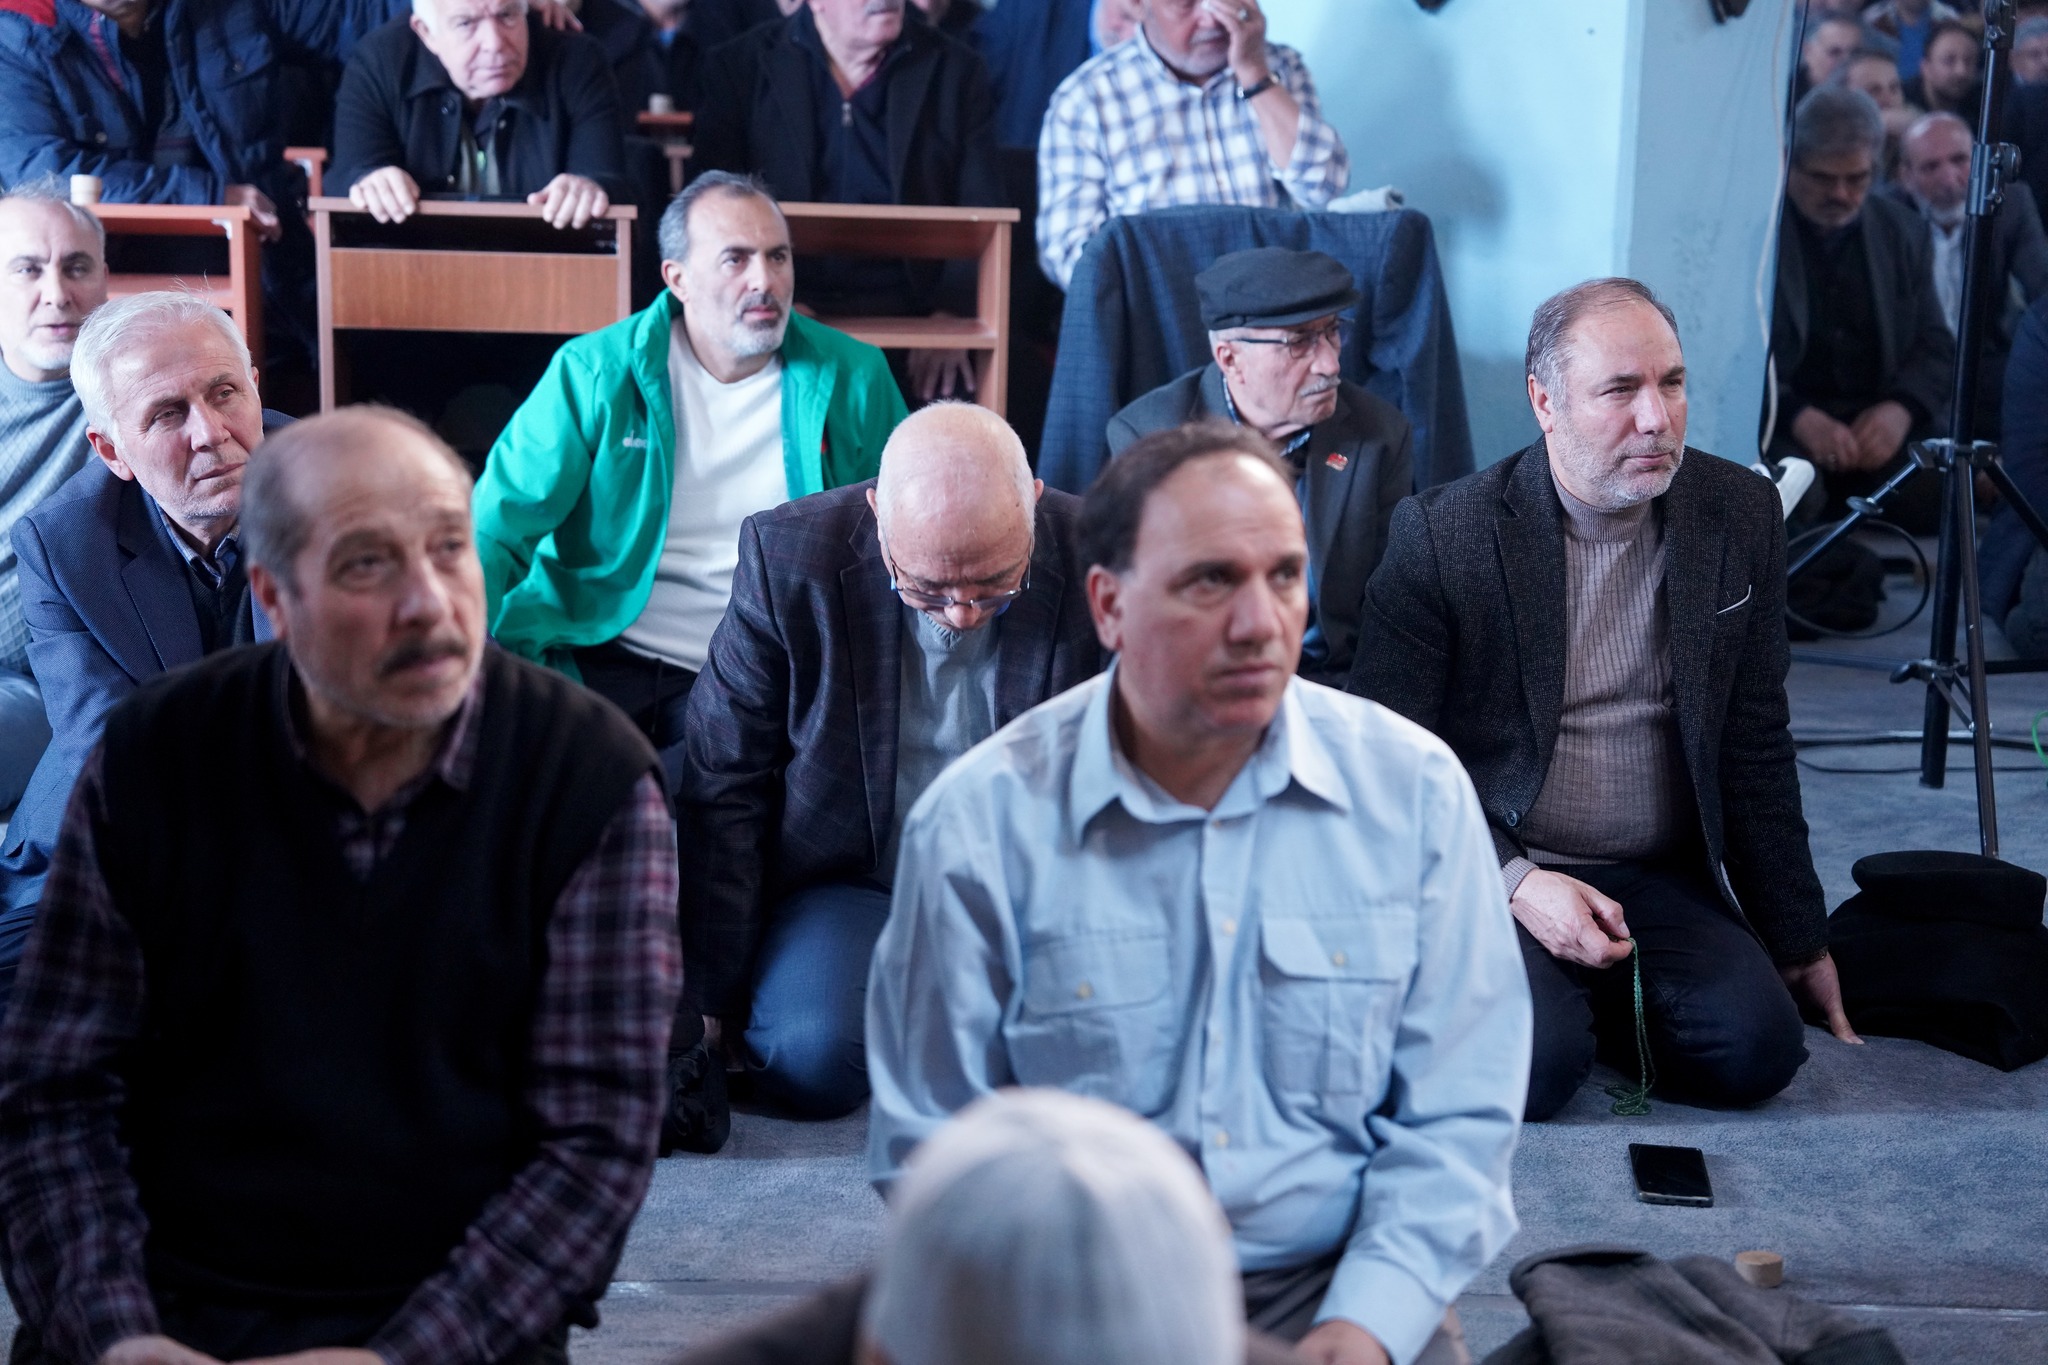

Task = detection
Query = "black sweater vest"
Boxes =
[97,643,658,1305]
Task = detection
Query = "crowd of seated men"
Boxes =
[0,1,2041,1364]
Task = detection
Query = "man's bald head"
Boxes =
[869,403,1041,633]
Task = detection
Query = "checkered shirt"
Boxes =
[1035,33,1349,288]
[0,674,681,1365]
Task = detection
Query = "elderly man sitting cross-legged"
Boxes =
[668,403,1102,1148]
[0,406,680,1365]
[0,292,287,1007]
[868,421,1531,1365]
[1110,248,1413,686]
[1353,278,1861,1124]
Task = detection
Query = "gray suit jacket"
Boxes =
[1350,442,1828,966]
[1107,364,1413,686]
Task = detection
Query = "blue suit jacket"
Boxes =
[673,481,1105,1017]
[1,453,276,910]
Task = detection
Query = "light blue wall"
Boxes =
[1266,0,1794,466]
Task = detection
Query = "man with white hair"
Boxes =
[0,405,678,1365]
[869,421,1529,1365]
[0,186,109,821]
[476,172,903,772]
[333,0,629,228]
[673,1089,1300,1365]
[0,292,284,1010]
[1035,0,1349,289]
[668,403,1102,1148]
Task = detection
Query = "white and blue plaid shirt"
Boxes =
[1035,33,1349,288]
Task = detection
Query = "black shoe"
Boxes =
[659,1038,730,1156]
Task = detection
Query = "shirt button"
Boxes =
[1074,981,1094,1001]
[1505,809,1521,828]
[1214,1130,1231,1148]
[1331,951,1348,967]
[1220,918,1237,936]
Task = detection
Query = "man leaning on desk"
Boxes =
[333,0,630,230]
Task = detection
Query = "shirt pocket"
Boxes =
[1011,929,1173,1108]
[1259,909,1417,1098]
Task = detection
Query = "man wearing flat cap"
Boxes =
[1109,247,1412,686]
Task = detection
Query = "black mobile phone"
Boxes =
[1628,1143,1713,1207]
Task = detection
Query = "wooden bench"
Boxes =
[780,202,1019,415]
[634,111,694,196]
[309,198,637,410]
[91,203,265,370]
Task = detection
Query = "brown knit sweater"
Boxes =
[1502,476,1696,896]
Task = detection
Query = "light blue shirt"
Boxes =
[867,669,1531,1365]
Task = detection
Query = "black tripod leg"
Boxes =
[1919,465,1964,789]
[1955,462,2000,855]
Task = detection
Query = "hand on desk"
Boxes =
[906,347,976,401]
[1511,869,1634,969]
[349,167,421,224]
[528,174,610,230]
[1298,1320,1392,1365]
[223,184,282,243]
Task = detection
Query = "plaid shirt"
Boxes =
[0,669,681,1365]
[1035,33,1348,288]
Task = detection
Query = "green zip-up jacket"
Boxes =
[475,292,907,673]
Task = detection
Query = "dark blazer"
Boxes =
[1768,193,1956,456]
[580,0,700,116]
[675,482,1104,1017]
[1107,363,1412,687]
[1350,443,1829,966]
[690,8,1002,313]
[331,15,630,203]
[0,457,276,907]
[666,1276,1307,1365]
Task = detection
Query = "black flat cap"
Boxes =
[1197,248,1361,331]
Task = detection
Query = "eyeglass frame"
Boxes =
[1222,317,1352,362]
[881,535,1034,615]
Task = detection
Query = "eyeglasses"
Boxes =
[885,547,1032,614]
[1227,318,1350,361]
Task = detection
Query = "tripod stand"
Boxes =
[1785,1,2048,859]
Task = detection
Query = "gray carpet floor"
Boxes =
[6,574,2044,1363]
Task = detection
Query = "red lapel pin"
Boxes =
[1325,452,1348,471]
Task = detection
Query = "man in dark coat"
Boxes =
[1769,86,1955,532]
[691,0,1001,401]
[1354,277,1861,1123]
[580,0,700,116]
[1108,249,1411,687]
[333,0,628,228]
[672,404,1102,1135]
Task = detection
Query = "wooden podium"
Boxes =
[310,198,637,411]
[780,202,1020,415]
[94,203,265,369]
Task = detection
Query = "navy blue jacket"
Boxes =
[0,438,280,915]
[972,0,1089,150]
[1038,205,1475,500]
[0,0,403,204]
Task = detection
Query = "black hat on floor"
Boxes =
[1196,248,1361,332]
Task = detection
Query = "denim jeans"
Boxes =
[743,881,893,1119]
[1519,858,1809,1121]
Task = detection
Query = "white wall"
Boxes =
[1266,0,1795,466]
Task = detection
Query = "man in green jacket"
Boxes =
[475,171,906,772]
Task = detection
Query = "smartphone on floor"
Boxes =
[1629,1143,1713,1207]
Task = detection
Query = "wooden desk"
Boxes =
[92,203,264,370]
[310,198,637,411]
[781,202,1020,415]
[635,111,694,195]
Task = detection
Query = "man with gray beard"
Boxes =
[1352,278,1860,1122]
[475,172,905,773]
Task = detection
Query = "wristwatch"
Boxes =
[1235,74,1277,101]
